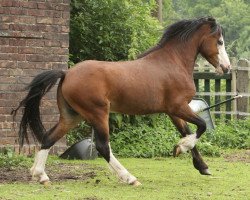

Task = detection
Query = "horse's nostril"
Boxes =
[220,64,230,74]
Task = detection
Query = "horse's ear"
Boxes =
[205,17,219,34]
[206,17,216,23]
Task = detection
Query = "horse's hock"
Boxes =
[0,0,70,154]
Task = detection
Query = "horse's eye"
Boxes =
[218,40,223,45]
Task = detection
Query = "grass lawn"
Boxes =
[0,151,249,200]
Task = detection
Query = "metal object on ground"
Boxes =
[200,95,242,112]
[189,98,215,130]
[189,95,242,130]
[60,138,98,160]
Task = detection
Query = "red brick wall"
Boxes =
[0,0,70,154]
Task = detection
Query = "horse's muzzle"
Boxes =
[220,64,231,74]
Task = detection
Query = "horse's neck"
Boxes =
[161,41,199,75]
[175,30,207,74]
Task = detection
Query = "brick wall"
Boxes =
[0,0,70,155]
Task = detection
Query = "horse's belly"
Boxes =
[109,96,164,115]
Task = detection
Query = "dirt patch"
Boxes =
[0,163,103,184]
[224,150,250,163]
[83,197,102,200]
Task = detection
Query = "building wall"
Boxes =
[0,0,70,154]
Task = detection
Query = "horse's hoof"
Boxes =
[41,180,51,187]
[173,145,182,157]
[131,180,142,187]
[200,168,211,175]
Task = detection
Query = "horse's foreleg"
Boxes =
[191,147,211,175]
[170,116,211,175]
[91,113,140,186]
[108,144,141,186]
[170,104,206,156]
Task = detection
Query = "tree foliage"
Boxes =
[69,0,162,63]
[163,0,250,59]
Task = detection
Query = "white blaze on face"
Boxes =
[217,35,231,71]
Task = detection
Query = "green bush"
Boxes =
[69,0,161,63]
[0,148,31,169]
[110,116,250,158]
[201,119,250,149]
[66,116,249,158]
[110,115,179,158]
[66,121,92,146]
[196,142,221,157]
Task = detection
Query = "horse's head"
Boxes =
[199,18,231,74]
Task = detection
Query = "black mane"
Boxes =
[138,17,221,58]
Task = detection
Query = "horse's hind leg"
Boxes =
[31,86,81,184]
[170,116,211,175]
[87,109,140,186]
[30,117,80,184]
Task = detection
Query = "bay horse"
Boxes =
[12,17,230,186]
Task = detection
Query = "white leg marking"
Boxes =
[218,35,231,69]
[31,149,50,183]
[178,134,198,153]
[30,152,39,175]
[108,144,137,184]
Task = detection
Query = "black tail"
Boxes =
[11,70,66,146]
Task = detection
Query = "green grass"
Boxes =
[0,152,249,200]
